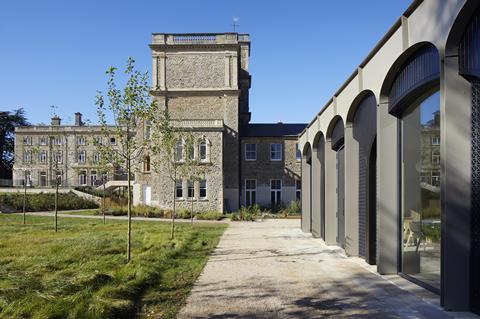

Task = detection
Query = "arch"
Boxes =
[380,42,440,115]
[197,136,211,162]
[346,90,377,124]
[143,155,151,172]
[326,116,345,151]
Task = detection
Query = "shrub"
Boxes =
[195,211,223,220]
[0,192,98,212]
[176,209,191,219]
[74,186,106,198]
[230,213,239,221]
[285,200,301,216]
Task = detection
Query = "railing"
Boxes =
[172,119,223,128]
[172,35,216,43]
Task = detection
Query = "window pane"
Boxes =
[401,90,440,290]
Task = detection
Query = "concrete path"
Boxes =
[179,219,477,319]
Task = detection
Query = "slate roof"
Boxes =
[243,123,307,137]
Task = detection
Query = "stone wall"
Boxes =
[166,54,225,89]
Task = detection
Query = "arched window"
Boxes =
[198,138,210,162]
[175,140,184,162]
[143,155,151,172]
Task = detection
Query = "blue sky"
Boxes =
[0,0,411,125]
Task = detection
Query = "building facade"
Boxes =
[298,0,480,313]
[133,33,306,212]
[13,113,122,188]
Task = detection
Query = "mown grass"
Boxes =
[0,214,227,318]
[57,209,100,216]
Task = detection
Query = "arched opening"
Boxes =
[312,132,325,239]
[383,43,441,292]
[327,116,345,248]
[348,91,377,264]
[301,143,312,233]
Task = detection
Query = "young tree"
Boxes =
[148,108,185,239]
[96,57,151,262]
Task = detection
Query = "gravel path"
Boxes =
[178,219,477,319]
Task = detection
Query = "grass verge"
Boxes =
[0,214,227,318]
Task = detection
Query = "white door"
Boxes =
[143,185,151,205]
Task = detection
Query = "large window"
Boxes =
[270,144,282,161]
[39,150,48,163]
[187,180,194,198]
[296,179,301,201]
[270,179,282,208]
[78,150,86,163]
[296,143,302,161]
[78,170,87,185]
[176,180,183,199]
[175,141,184,162]
[245,143,256,161]
[199,140,208,162]
[245,179,256,207]
[401,90,441,290]
[199,180,207,199]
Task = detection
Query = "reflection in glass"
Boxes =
[401,90,441,290]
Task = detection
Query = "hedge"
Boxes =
[0,192,98,213]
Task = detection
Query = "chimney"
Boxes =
[51,116,61,126]
[75,112,83,126]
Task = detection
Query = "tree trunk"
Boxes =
[191,193,194,224]
[54,177,58,232]
[23,171,27,225]
[171,171,176,239]
[127,158,132,262]
[103,176,106,225]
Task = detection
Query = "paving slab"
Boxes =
[178,219,478,319]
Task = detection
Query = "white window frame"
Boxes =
[39,136,48,146]
[187,180,195,198]
[431,171,440,187]
[199,180,207,199]
[93,152,101,163]
[90,170,97,186]
[175,140,184,162]
[432,150,440,165]
[77,136,86,145]
[78,150,86,163]
[78,171,87,185]
[245,143,257,161]
[109,137,116,145]
[54,150,63,164]
[245,179,257,207]
[94,136,102,145]
[270,143,282,161]
[23,136,32,145]
[175,179,183,199]
[54,136,62,145]
[296,143,302,161]
[199,140,208,162]
[39,150,48,163]
[23,151,32,163]
[270,179,282,207]
[431,136,440,145]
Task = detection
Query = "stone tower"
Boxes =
[134,33,251,212]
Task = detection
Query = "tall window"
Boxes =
[270,179,282,208]
[78,150,86,163]
[176,180,183,198]
[199,180,207,199]
[187,180,194,198]
[401,90,440,290]
[175,141,184,162]
[245,179,256,207]
[144,120,151,140]
[24,171,32,186]
[90,170,97,186]
[199,140,208,162]
[187,143,194,160]
[77,136,86,145]
[39,150,47,163]
[93,152,101,163]
[143,155,151,172]
[296,180,302,201]
[296,143,302,161]
[39,171,47,186]
[54,150,62,164]
[23,136,32,145]
[55,170,63,186]
[54,136,62,145]
[78,171,87,185]
[94,136,102,145]
[270,144,282,161]
[23,151,32,163]
[39,136,48,145]
[245,143,256,161]
[431,136,440,145]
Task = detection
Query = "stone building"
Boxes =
[132,33,306,212]
[12,113,122,187]
[298,0,480,313]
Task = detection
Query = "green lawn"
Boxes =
[0,214,227,318]
[59,209,99,216]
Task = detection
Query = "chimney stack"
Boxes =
[75,112,83,126]
[51,116,61,126]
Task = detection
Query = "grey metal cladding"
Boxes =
[460,8,480,80]
[388,45,440,115]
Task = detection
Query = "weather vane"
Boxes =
[50,105,58,117]
[232,17,239,32]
